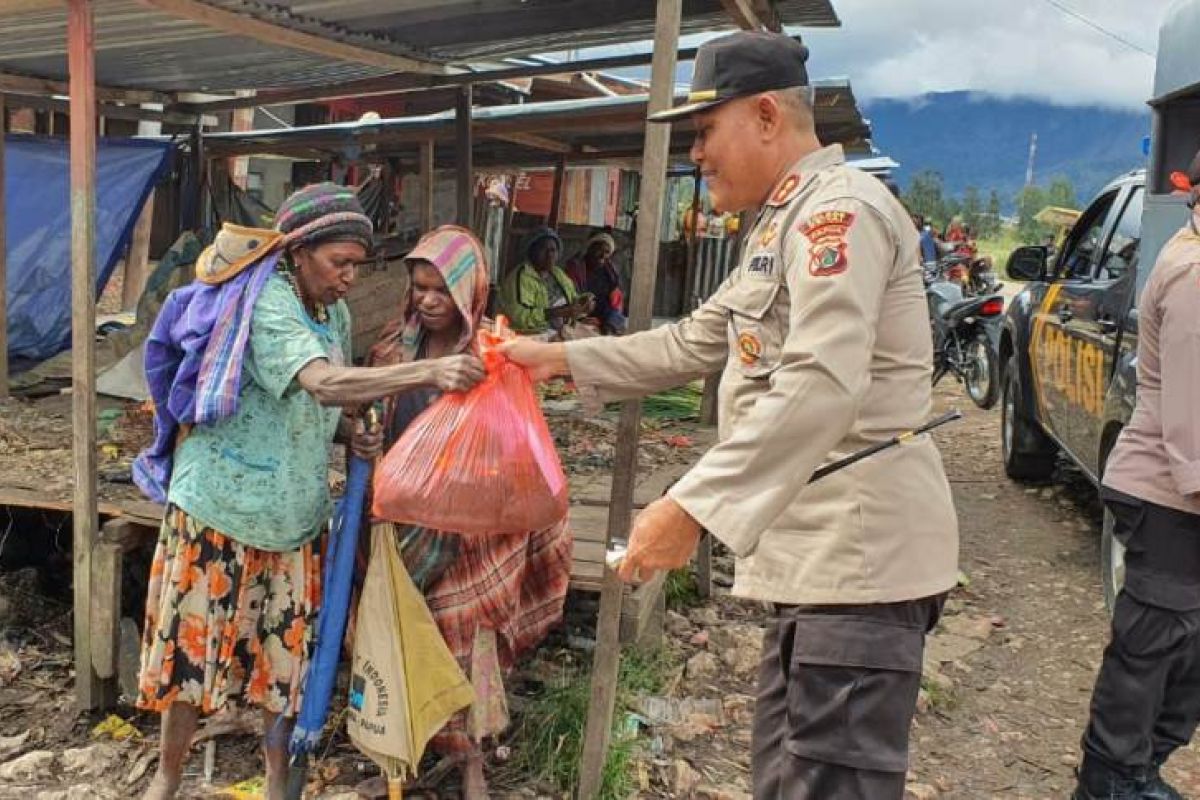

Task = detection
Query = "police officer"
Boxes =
[1071,151,1200,800]
[501,31,958,799]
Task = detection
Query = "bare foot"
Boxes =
[141,768,181,800]
[461,752,488,800]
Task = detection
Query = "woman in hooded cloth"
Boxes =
[363,225,573,799]
[135,184,485,800]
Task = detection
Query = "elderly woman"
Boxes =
[362,225,573,799]
[134,185,484,800]
[498,226,594,336]
[566,230,626,335]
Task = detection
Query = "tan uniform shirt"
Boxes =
[566,145,959,605]
[1103,223,1200,516]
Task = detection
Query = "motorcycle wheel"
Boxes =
[963,332,1000,409]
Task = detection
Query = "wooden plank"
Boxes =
[182,43,715,113]
[135,0,446,75]
[91,523,127,682]
[578,1,681,796]
[419,140,435,232]
[454,85,473,229]
[0,92,214,126]
[720,0,765,30]
[489,131,572,155]
[699,371,720,425]
[547,154,566,228]
[68,0,100,712]
[0,93,7,400]
[121,189,154,312]
[90,539,120,707]
[682,166,702,311]
[0,69,168,105]
[695,531,713,599]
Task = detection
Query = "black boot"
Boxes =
[1141,765,1185,800]
[1071,760,1145,800]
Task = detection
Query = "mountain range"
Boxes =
[862,92,1150,208]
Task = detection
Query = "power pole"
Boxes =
[1025,131,1038,187]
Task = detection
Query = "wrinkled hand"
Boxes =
[431,354,485,392]
[349,418,383,461]
[496,339,569,383]
[617,496,703,584]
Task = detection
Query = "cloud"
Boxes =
[802,0,1172,109]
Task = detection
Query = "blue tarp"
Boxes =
[5,135,172,365]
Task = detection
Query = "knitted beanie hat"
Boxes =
[274,182,374,251]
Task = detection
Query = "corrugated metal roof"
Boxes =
[0,0,838,93]
[197,80,870,163]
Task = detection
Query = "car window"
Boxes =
[1058,191,1118,280]
[1097,187,1143,281]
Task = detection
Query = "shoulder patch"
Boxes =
[799,210,856,277]
[767,173,803,207]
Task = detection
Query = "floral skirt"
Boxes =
[136,505,322,717]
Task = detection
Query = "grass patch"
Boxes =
[664,567,701,612]
[920,674,958,712]
[976,226,1024,278]
[642,382,703,421]
[501,648,673,799]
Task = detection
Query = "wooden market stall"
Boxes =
[0,1,844,794]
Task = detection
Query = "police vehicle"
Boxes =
[999,0,1199,608]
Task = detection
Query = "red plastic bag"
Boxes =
[372,318,569,535]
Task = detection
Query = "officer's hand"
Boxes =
[617,496,703,584]
[497,339,571,382]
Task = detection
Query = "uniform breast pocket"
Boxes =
[721,279,783,379]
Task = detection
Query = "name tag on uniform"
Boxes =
[746,252,776,278]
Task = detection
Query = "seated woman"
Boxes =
[134,184,484,800]
[498,226,594,336]
[363,225,573,799]
[566,231,626,335]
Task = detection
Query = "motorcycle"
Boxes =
[924,262,1004,409]
[935,244,1002,297]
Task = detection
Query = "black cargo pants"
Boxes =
[1080,488,1200,784]
[751,595,945,799]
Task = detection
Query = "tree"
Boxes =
[1016,185,1049,245]
[961,186,983,234]
[1046,176,1079,210]
[982,190,1003,238]
[904,170,946,228]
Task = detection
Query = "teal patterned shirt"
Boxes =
[168,274,350,551]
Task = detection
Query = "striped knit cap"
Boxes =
[274,182,374,251]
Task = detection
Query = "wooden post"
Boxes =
[455,85,473,229]
[68,0,101,711]
[577,1,681,797]
[500,173,517,279]
[548,154,567,229]
[122,190,154,312]
[682,166,702,311]
[419,140,434,232]
[0,94,8,400]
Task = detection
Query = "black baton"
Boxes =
[808,410,963,484]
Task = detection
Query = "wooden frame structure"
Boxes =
[0,0,843,792]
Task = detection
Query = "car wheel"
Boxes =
[1001,356,1057,481]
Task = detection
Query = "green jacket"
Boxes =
[498,262,579,334]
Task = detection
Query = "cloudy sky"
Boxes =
[802,0,1173,108]
[591,0,1179,110]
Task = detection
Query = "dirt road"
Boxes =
[657,381,1200,800]
[5,379,1200,799]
